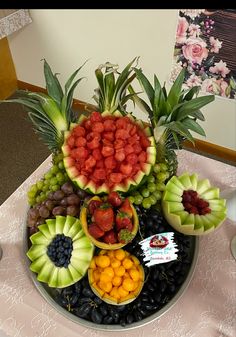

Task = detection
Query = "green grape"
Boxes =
[156,172,169,182]
[42,185,48,192]
[156,182,166,191]
[148,195,157,205]
[134,194,143,205]
[50,165,59,174]
[52,184,60,191]
[27,190,36,198]
[152,190,162,200]
[50,177,58,186]
[28,198,35,206]
[159,163,168,171]
[36,196,41,204]
[142,198,152,209]
[36,180,44,190]
[153,164,161,174]
[147,182,156,193]
[147,175,155,183]
[30,184,38,193]
[44,172,53,180]
[58,161,64,170]
[56,172,65,183]
[128,196,135,203]
[141,188,150,198]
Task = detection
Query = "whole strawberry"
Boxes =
[118,198,133,218]
[93,203,114,232]
[116,212,133,232]
[107,191,123,207]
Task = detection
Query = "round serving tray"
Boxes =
[24,226,199,331]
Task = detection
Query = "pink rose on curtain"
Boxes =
[209,36,222,53]
[176,17,189,44]
[182,38,209,64]
[201,78,220,95]
[217,79,229,97]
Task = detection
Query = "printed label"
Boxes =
[139,232,178,267]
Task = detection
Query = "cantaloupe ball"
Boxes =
[110,258,121,268]
[118,285,129,297]
[99,281,113,293]
[96,255,110,268]
[110,286,120,299]
[103,267,115,279]
[122,277,135,292]
[107,250,115,258]
[93,270,101,282]
[129,268,140,282]
[122,257,133,269]
[100,272,112,283]
[114,265,126,277]
[112,276,122,287]
[115,249,126,261]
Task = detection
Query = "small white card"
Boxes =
[139,232,178,267]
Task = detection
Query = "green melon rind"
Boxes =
[63,130,71,141]
[46,219,56,237]
[204,212,226,228]
[143,127,152,137]
[73,175,88,189]
[146,147,156,165]
[84,181,97,194]
[38,224,52,239]
[68,264,83,282]
[165,181,184,196]
[57,267,74,288]
[30,231,50,245]
[30,254,49,273]
[62,215,76,235]
[189,173,198,190]
[48,267,59,288]
[70,122,78,130]
[67,220,82,239]
[73,236,93,250]
[162,190,182,202]
[56,216,66,234]
[169,176,185,190]
[200,187,219,200]
[63,157,75,169]
[37,260,55,283]
[196,179,211,194]
[162,204,194,232]
[72,228,84,241]
[77,114,87,124]
[208,199,226,207]
[96,183,109,194]
[178,173,193,189]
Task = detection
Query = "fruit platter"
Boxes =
[4,58,227,330]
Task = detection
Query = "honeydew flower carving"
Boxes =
[172,9,236,99]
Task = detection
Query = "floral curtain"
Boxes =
[0,9,32,39]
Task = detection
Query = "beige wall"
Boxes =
[8,9,236,150]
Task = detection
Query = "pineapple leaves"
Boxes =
[43,59,63,107]
[176,95,215,121]
[165,121,195,144]
[64,60,88,94]
[167,68,185,109]
[134,68,154,107]
[181,117,206,137]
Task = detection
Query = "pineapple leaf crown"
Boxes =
[1,59,86,152]
[93,57,139,114]
[129,67,215,149]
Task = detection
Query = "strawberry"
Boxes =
[117,229,134,244]
[107,191,123,207]
[88,200,103,215]
[103,230,117,244]
[94,204,114,231]
[116,212,133,232]
[118,198,133,218]
[88,223,105,239]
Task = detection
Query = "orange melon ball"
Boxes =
[122,258,133,269]
[93,270,101,282]
[110,258,121,269]
[129,269,140,282]
[100,272,112,283]
[90,258,96,269]
[107,250,115,258]
[96,255,110,268]
[122,278,135,292]
[115,249,126,261]
[103,267,115,279]
[110,287,120,299]
[112,276,122,287]
[118,286,129,297]
[114,265,126,277]
[98,281,113,293]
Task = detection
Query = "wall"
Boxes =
[8,9,236,150]
[0,37,17,99]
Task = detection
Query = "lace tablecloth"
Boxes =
[0,150,235,337]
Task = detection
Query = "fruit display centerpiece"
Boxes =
[2,58,227,329]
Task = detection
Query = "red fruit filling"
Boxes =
[66,111,151,190]
[182,190,211,215]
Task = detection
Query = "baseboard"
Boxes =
[17,80,236,165]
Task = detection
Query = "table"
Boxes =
[0,150,236,337]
